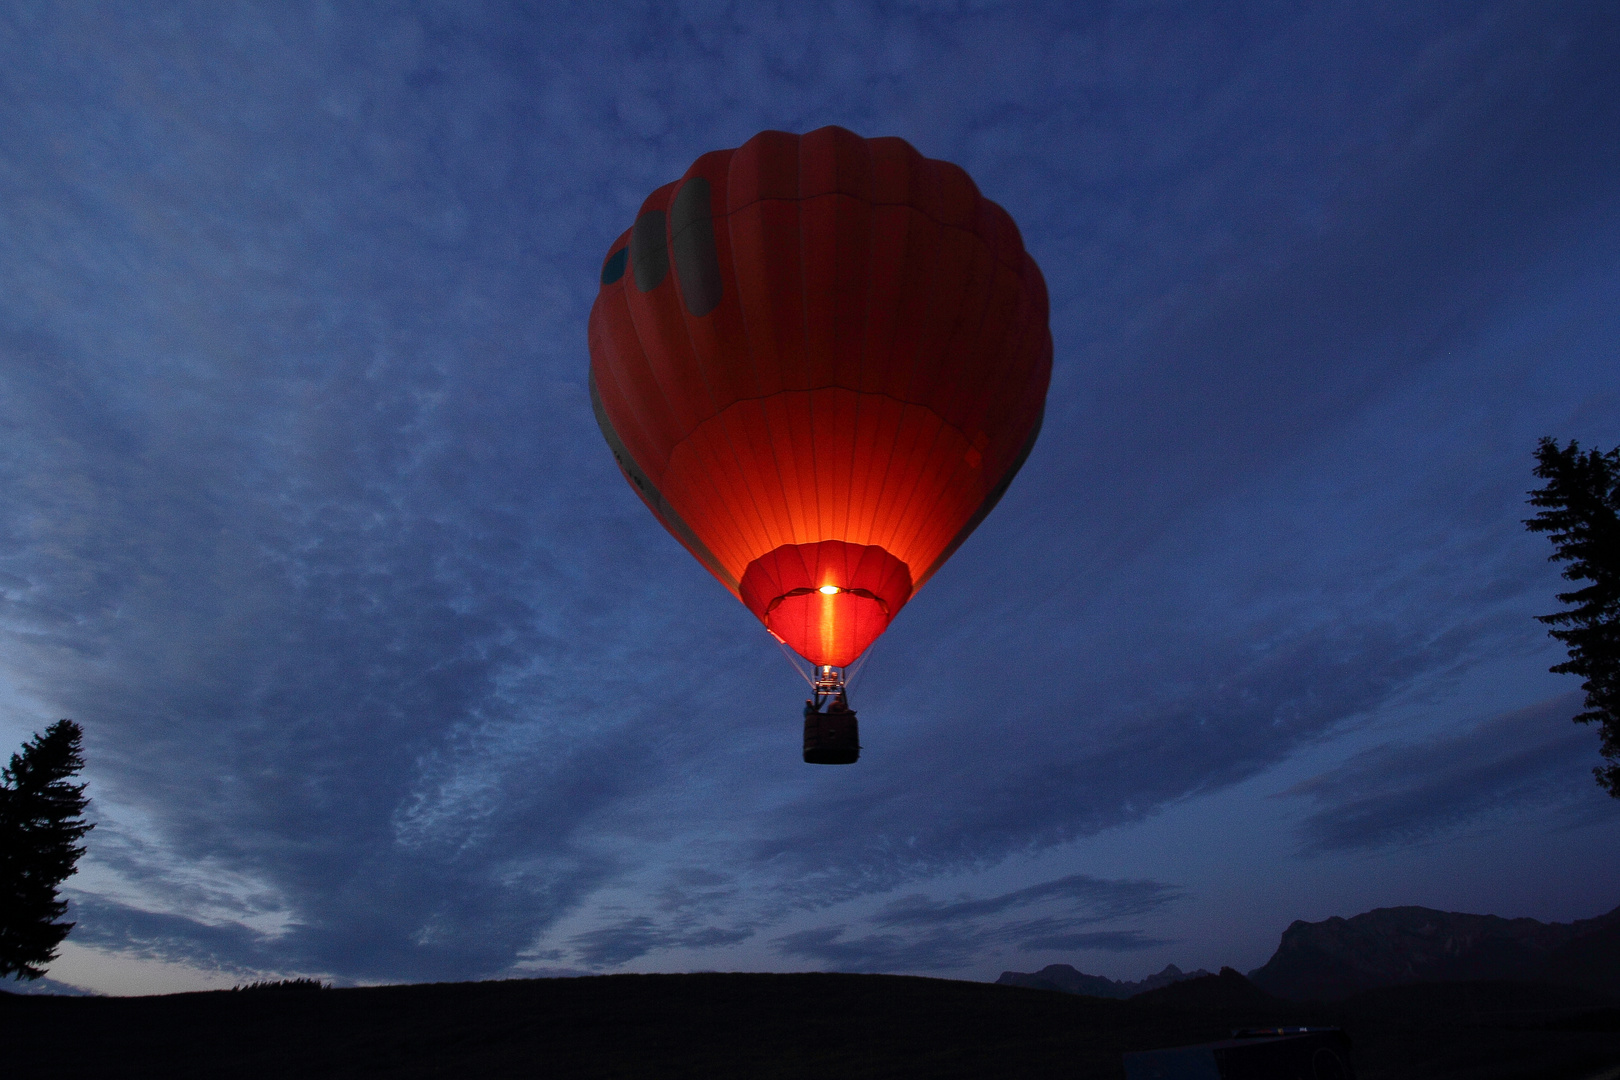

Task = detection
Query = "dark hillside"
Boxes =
[1129,967,1286,1012]
[0,972,1185,1080]
[1335,981,1620,1080]
[1537,915,1620,999]
[3,971,1618,1079]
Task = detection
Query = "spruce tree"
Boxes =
[1526,438,1620,796]
[0,720,94,980]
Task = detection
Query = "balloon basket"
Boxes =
[803,706,860,765]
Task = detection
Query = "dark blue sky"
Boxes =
[2,2,1618,995]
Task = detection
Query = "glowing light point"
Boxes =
[818,585,840,595]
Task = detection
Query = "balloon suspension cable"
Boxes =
[775,636,817,689]
[776,638,872,707]
[844,642,875,694]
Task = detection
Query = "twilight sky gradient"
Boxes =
[3,1,1619,996]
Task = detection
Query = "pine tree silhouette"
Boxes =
[0,720,94,980]
[1526,438,1620,796]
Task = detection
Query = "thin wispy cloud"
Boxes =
[773,873,1181,971]
[1283,694,1606,854]
[873,875,1180,929]
[568,918,758,969]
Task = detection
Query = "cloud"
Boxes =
[773,872,1181,971]
[1017,931,1168,953]
[1282,693,1605,853]
[872,874,1180,928]
[742,602,1527,907]
[568,917,756,968]
[63,897,283,980]
[774,926,982,972]
[8,977,98,997]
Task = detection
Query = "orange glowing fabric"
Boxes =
[588,127,1051,667]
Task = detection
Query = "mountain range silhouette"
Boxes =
[996,962,1213,998]
[999,902,1620,1003]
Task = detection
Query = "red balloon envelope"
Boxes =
[588,127,1050,669]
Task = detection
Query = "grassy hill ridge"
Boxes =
[4,969,1618,1078]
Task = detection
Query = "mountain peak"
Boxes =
[996,962,1211,999]
[1248,903,1620,1001]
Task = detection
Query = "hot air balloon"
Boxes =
[588,127,1050,763]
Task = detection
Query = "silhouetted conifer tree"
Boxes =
[0,720,94,980]
[1526,437,1620,796]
